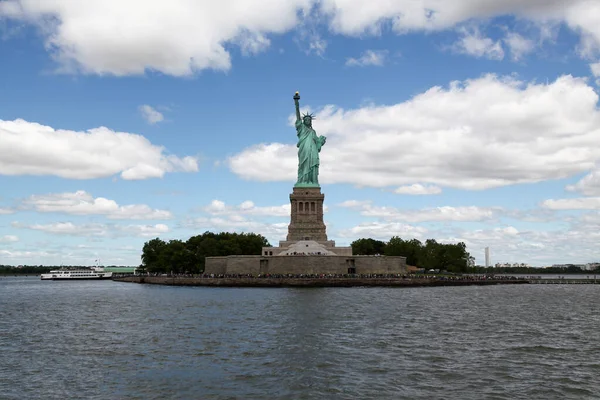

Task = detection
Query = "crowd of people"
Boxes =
[114,272,527,280]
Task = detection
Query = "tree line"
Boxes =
[141,231,270,273]
[351,238,600,274]
[0,265,54,275]
[140,233,472,274]
[351,237,473,273]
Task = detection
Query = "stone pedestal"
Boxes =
[286,187,327,242]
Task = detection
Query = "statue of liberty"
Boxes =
[293,92,326,187]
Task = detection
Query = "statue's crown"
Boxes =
[302,112,316,120]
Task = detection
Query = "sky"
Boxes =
[0,0,600,267]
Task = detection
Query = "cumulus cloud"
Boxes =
[320,0,600,56]
[12,221,169,238]
[0,235,19,243]
[229,74,600,190]
[542,197,600,210]
[452,27,504,60]
[182,216,288,244]
[337,200,372,208]
[332,197,599,265]
[180,199,300,244]
[338,222,428,240]
[339,201,497,223]
[0,207,15,215]
[0,119,198,180]
[443,222,600,266]
[21,190,172,220]
[346,50,388,67]
[1,0,599,75]
[504,31,535,61]
[394,184,442,195]
[204,199,290,218]
[138,105,164,124]
[591,62,600,85]
[0,249,56,260]
[0,0,312,76]
[566,170,600,196]
[339,213,600,266]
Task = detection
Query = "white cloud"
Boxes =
[1,1,599,76]
[0,0,312,76]
[394,184,442,195]
[21,190,172,220]
[336,199,600,266]
[182,216,288,244]
[123,224,170,238]
[14,222,108,237]
[230,75,600,190]
[0,249,56,260]
[203,199,290,218]
[339,201,497,223]
[566,170,600,196]
[0,119,198,180]
[338,222,428,240]
[294,15,329,57]
[591,62,600,77]
[337,200,372,208]
[504,31,535,61]
[542,197,600,210]
[0,235,18,243]
[452,27,504,60]
[235,31,271,56]
[337,215,600,266]
[13,221,169,238]
[138,105,164,124]
[320,0,600,56]
[0,244,141,265]
[346,50,388,67]
[308,35,328,56]
[591,62,600,85]
[445,222,600,266]
[0,208,15,214]
[181,199,298,245]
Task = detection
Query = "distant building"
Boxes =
[485,247,490,268]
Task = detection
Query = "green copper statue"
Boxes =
[293,91,326,187]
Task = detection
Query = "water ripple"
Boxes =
[1,278,599,399]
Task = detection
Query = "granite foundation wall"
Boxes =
[204,255,407,275]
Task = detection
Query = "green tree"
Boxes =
[385,237,422,266]
[140,231,270,274]
[141,238,168,272]
[159,239,196,274]
[351,238,386,255]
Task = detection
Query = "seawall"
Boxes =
[113,276,530,288]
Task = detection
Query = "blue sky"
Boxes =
[1,0,600,267]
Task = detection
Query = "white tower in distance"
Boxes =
[485,247,490,268]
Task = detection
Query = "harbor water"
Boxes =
[1,276,599,399]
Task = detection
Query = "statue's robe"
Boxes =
[295,119,324,186]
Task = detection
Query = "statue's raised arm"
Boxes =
[293,91,301,122]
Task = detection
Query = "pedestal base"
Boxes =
[286,187,327,242]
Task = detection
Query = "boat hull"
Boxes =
[41,276,113,281]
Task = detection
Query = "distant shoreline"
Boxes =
[113,276,530,288]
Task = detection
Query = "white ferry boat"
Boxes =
[40,267,113,281]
